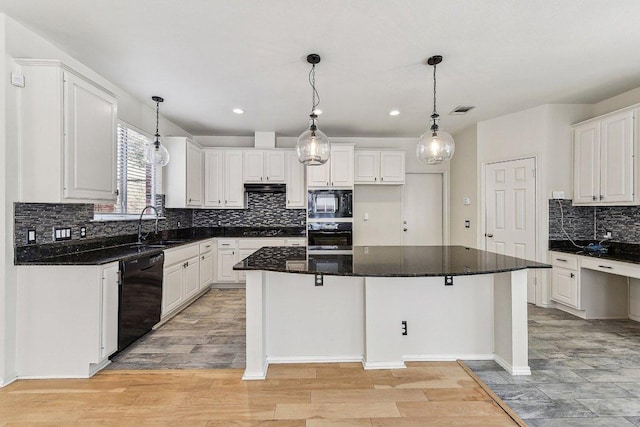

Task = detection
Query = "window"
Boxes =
[94,122,157,218]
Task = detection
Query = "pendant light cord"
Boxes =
[309,64,320,115]
[431,62,439,132]
[154,100,161,147]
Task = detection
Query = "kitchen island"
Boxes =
[234,245,550,380]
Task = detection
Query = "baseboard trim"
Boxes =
[363,361,406,370]
[552,301,587,319]
[268,355,363,364]
[0,375,18,388]
[404,353,494,362]
[156,287,211,327]
[494,354,531,376]
[89,358,111,376]
[242,359,269,380]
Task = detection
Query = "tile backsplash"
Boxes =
[549,199,640,244]
[193,192,306,227]
[14,192,305,246]
[14,195,192,246]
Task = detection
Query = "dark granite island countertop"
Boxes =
[233,245,550,277]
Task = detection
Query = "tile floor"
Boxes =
[111,288,640,426]
[108,288,246,369]
[467,304,640,426]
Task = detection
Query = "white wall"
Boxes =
[0,14,192,384]
[353,186,402,245]
[450,125,478,248]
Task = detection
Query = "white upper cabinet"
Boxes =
[574,110,635,205]
[307,145,354,188]
[354,150,405,184]
[225,150,245,208]
[204,150,224,208]
[17,60,118,203]
[164,137,203,208]
[243,150,286,183]
[204,149,245,209]
[286,150,306,208]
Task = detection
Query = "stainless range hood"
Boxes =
[244,183,286,193]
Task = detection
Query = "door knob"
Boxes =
[485,233,494,238]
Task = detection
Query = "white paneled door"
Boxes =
[401,173,443,245]
[485,158,536,302]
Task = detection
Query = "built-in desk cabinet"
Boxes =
[574,109,636,205]
[354,150,405,184]
[550,250,633,319]
[17,262,119,377]
[17,59,118,203]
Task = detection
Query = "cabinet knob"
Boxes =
[570,273,575,278]
[600,195,604,200]
[381,177,384,181]
[403,228,407,232]
[266,176,269,181]
[202,255,205,260]
[225,200,228,203]
[486,233,494,238]
[374,177,377,181]
[218,200,221,203]
[188,198,192,202]
[592,196,597,201]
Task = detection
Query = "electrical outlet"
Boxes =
[464,220,470,228]
[552,191,565,200]
[401,321,408,336]
[604,231,612,240]
[53,227,72,241]
[80,227,87,238]
[177,221,181,228]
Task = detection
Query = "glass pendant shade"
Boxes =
[297,116,330,165]
[145,140,170,167]
[416,130,455,165]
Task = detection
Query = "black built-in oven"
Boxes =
[307,189,353,219]
[307,221,353,253]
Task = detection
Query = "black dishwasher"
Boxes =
[116,252,164,354]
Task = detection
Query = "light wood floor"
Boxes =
[0,361,522,426]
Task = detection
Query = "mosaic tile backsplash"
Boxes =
[14,195,192,246]
[549,199,640,244]
[193,192,306,227]
[15,192,305,246]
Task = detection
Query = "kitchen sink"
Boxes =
[128,240,189,249]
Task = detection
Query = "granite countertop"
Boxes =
[233,245,550,277]
[16,226,306,265]
[549,240,640,265]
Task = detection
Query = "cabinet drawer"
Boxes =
[217,239,237,249]
[580,257,640,279]
[550,253,578,270]
[164,243,199,267]
[286,238,306,247]
[199,239,214,254]
[238,238,285,249]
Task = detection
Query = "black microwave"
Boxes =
[307,189,353,219]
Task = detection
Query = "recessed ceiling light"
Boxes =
[233,108,245,114]
[389,110,400,116]
[313,109,322,115]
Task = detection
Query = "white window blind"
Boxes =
[95,123,156,215]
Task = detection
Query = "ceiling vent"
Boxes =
[449,105,476,115]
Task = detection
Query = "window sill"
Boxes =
[92,214,167,222]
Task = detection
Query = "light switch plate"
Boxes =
[552,191,565,199]
[27,229,36,244]
[53,227,72,241]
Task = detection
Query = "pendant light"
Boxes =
[416,55,455,164]
[145,96,170,167]
[296,54,330,165]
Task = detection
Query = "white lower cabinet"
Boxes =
[161,243,204,319]
[199,239,215,290]
[16,262,120,378]
[550,252,580,309]
[216,238,239,283]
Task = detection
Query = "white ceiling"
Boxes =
[2,0,640,138]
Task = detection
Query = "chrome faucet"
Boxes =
[137,205,160,244]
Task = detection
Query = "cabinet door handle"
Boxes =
[205,245,211,248]
[188,198,192,202]
[592,196,597,201]
[266,176,269,181]
[600,195,604,200]
[183,262,188,268]
[485,233,494,238]
[381,177,384,181]
[570,273,575,278]
[598,265,613,269]
[222,243,230,246]
[218,200,221,204]
[202,255,205,260]
[374,177,377,181]
[232,251,235,255]
[556,258,567,262]
[225,200,228,203]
